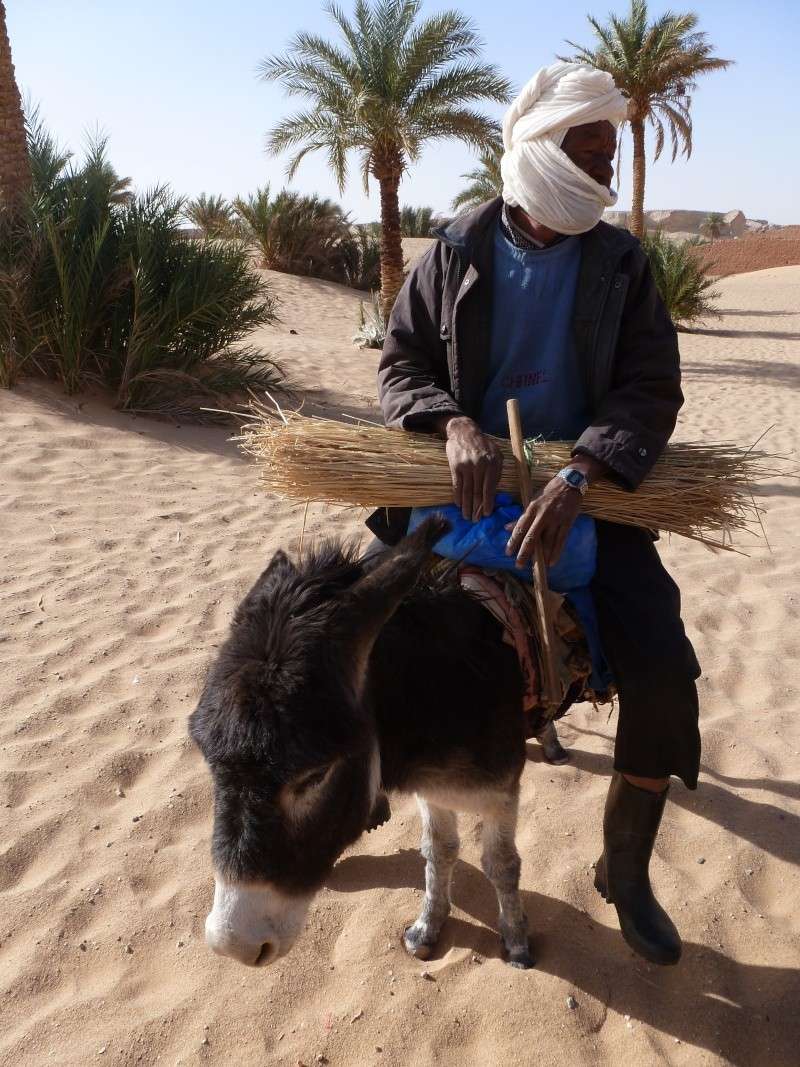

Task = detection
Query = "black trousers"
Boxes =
[591,521,701,789]
[365,520,702,790]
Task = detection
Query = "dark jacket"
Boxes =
[368,197,682,544]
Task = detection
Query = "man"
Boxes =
[368,62,701,966]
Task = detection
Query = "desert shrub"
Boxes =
[338,229,382,291]
[184,193,238,239]
[0,206,48,388]
[1,119,284,417]
[400,205,435,237]
[105,189,282,416]
[353,291,386,349]
[233,186,352,280]
[641,230,719,329]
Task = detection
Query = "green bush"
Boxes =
[400,205,435,237]
[233,187,382,291]
[338,229,382,292]
[233,187,350,279]
[641,230,719,330]
[0,123,284,418]
[352,291,386,349]
[184,193,238,239]
[0,207,48,388]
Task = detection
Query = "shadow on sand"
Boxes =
[328,745,800,1065]
[687,327,800,342]
[682,358,800,388]
[716,308,799,319]
[329,847,798,1065]
[557,737,800,870]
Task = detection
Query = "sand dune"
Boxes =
[1,267,798,1066]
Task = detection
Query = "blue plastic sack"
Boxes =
[409,493,596,591]
[408,494,612,690]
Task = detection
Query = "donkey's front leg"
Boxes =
[481,795,534,969]
[403,798,459,960]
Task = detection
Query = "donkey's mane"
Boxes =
[227,534,491,694]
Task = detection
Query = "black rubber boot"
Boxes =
[594,772,682,966]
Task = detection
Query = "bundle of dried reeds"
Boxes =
[239,406,779,551]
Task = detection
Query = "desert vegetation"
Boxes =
[452,141,503,214]
[400,205,435,238]
[184,193,238,239]
[233,186,381,290]
[0,123,283,416]
[641,230,719,329]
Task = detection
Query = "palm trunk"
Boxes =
[378,174,405,322]
[0,2,31,208]
[629,118,646,240]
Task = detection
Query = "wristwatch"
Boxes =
[556,466,589,496]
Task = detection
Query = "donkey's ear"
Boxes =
[337,516,449,693]
[262,550,297,581]
[235,550,298,621]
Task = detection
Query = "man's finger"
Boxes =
[506,502,538,555]
[482,456,500,518]
[471,460,487,520]
[460,467,474,521]
[516,512,547,567]
[450,456,462,510]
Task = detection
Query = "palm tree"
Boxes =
[565,0,731,239]
[451,140,502,213]
[701,211,724,242]
[0,1,31,208]
[185,193,237,239]
[260,0,510,318]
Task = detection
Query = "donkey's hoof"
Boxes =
[507,944,536,969]
[366,792,391,832]
[403,924,436,960]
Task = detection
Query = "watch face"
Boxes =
[566,470,583,488]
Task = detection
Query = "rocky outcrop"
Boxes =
[722,210,747,237]
[604,208,757,238]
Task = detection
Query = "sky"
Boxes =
[6,0,799,223]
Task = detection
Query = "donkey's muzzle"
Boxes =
[205,919,279,967]
[204,876,312,967]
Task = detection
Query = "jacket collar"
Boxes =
[434,196,639,266]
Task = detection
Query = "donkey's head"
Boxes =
[189,516,448,966]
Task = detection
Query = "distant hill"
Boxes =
[603,208,775,239]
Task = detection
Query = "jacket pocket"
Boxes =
[594,273,629,395]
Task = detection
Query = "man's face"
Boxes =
[561,120,617,189]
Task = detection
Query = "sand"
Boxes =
[1,265,799,1067]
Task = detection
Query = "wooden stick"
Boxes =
[506,399,562,708]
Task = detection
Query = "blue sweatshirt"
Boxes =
[479,224,587,440]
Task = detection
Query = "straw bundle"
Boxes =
[239,408,780,551]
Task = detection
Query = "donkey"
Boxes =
[189,516,539,970]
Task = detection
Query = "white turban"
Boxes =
[501,61,628,235]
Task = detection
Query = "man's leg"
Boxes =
[591,520,701,789]
[590,520,701,965]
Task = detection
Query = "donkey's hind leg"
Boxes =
[481,794,534,969]
[403,798,459,961]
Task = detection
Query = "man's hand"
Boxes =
[435,415,503,521]
[505,453,608,567]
